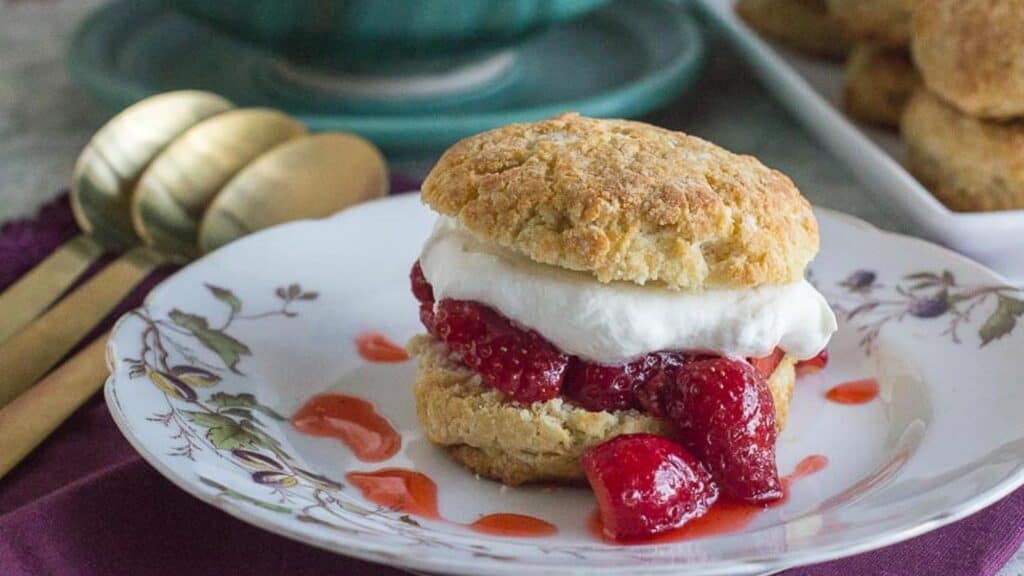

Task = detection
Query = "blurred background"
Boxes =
[0,0,900,229]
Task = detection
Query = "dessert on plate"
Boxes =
[407,114,837,540]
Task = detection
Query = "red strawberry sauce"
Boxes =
[355,331,410,363]
[291,393,401,462]
[344,468,557,537]
[292,390,556,538]
[825,379,879,404]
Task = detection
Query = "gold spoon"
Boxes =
[132,107,308,261]
[0,108,309,406]
[0,91,234,343]
[0,132,389,478]
[199,132,389,253]
[0,130,388,409]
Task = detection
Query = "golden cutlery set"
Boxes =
[0,90,389,477]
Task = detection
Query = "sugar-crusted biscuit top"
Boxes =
[911,0,1024,120]
[421,114,818,290]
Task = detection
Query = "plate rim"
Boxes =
[104,193,1024,575]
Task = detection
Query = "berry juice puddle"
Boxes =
[281,264,887,544]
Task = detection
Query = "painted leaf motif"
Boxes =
[979,295,1024,346]
[199,477,291,514]
[909,279,939,291]
[206,284,242,314]
[169,309,251,373]
[171,365,221,388]
[294,467,343,490]
[221,407,255,419]
[207,422,262,450]
[239,419,283,451]
[182,410,262,450]
[148,370,196,401]
[209,391,257,409]
[182,410,234,429]
[208,391,285,421]
[252,471,298,487]
[232,449,283,471]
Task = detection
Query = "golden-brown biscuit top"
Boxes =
[421,114,819,290]
[911,0,1024,120]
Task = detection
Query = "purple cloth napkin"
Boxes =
[1,193,1022,576]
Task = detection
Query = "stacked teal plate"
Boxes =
[68,0,705,155]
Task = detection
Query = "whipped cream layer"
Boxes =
[419,217,837,363]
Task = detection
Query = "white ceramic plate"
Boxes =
[106,194,1024,575]
[693,0,1024,285]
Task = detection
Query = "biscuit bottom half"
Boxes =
[409,334,797,486]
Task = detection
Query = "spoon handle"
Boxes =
[0,246,164,408]
[0,234,105,343]
[0,331,108,480]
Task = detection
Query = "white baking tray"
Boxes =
[694,0,1024,284]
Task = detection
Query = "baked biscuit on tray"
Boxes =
[902,89,1024,212]
[843,44,921,128]
[826,0,912,48]
[911,0,1024,120]
[736,0,850,60]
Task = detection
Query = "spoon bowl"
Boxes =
[131,108,308,261]
[200,132,389,253]
[0,90,234,343]
[0,125,389,408]
[71,90,235,251]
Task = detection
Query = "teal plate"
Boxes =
[68,0,705,155]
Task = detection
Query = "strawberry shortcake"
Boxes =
[407,114,836,540]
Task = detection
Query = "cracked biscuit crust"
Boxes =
[409,335,796,486]
[421,114,818,291]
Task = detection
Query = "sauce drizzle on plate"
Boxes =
[291,393,401,462]
[825,379,879,405]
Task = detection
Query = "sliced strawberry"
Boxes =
[433,300,569,404]
[749,347,785,380]
[661,358,782,504]
[411,261,438,335]
[795,349,829,376]
[564,355,659,412]
[567,352,697,414]
[582,434,718,542]
[634,352,695,416]
[418,303,437,336]
[409,261,434,304]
